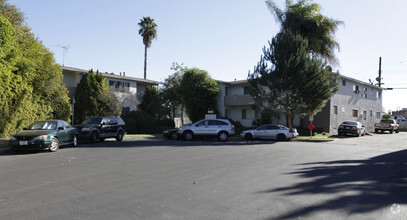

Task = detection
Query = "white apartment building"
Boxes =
[61,66,159,116]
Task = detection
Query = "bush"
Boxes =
[124,110,176,134]
[296,127,325,136]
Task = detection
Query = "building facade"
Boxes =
[62,66,159,116]
[216,75,383,133]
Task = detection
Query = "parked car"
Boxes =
[240,124,299,141]
[9,120,78,152]
[374,119,399,133]
[177,119,235,141]
[75,116,126,143]
[162,128,179,140]
[338,121,365,137]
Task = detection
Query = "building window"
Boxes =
[370,110,373,117]
[225,87,229,96]
[242,109,247,119]
[333,105,338,114]
[342,80,346,86]
[225,109,230,118]
[363,111,367,120]
[352,109,359,118]
[244,86,250,95]
[353,85,359,94]
[376,91,381,99]
[376,112,381,119]
[363,88,368,98]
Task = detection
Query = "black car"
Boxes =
[75,116,126,143]
[9,120,78,152]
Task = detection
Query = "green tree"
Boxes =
[139,86,167,119]
[138,16,157,79]
[266,0,343,64]
[179,68,219,122]
[249,31,338,128]
[161,63,185,121]
[0,1,70,137]
[74,70,121,124]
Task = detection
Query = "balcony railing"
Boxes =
[224,95,255,106]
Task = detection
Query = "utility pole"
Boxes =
[377,57,382,87]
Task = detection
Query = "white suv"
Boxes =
[177,119,235,141]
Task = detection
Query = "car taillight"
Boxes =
[351,127,357,130]
[339,126,344,129]
[289,129,294,133]
[228,120,235,130]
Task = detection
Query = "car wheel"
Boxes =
[396,129,400,133]
[244,133,253,141]
[116,131,124,142]
[90,132,98,143]
[183,131,193,141]
[49,137,59,152]
[277,134,286,141]
[218,131,229,141]
[71,135,78,147]
[99,138,105,142]
[170,132,178,140]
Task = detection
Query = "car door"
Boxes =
[100,117,110,138]
[57,121,70,144]
[109,117,118,136]
[265,125,280,139]
[254,125,268,138]
[194,120,208,135]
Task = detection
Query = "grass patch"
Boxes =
[295,133,334,142]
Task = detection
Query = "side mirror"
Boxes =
[58,127,64,131]
[362,125,365,127]
[23,128,27,130]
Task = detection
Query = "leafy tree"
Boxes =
[179,68,219,122]
[161,63,185,121]
[249,31,338,128]
[0,1,70,137]
[138,16,157,79]
[74,70,121,124]
[266,0,343,64]
[138,86,168,119]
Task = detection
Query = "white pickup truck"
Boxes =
[374,119,400,133]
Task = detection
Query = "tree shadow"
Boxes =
[260,149,407,219]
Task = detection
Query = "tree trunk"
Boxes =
[180,105,184,125]
[286,113,293,128]
[144,45,147,79]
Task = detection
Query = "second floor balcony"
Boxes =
[224,95,255,106]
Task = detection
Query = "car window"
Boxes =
[84,117,103,124]
[62,121,71,128]
[57,121,64,128]
[342,121,357,126]
[28,121,57,130]
[196,120,208,126]
[116,117,125,125]
[216,120,228,125]
[267,125,280,130]
[257,125,268,130]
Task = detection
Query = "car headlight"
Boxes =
[82,127,91,131]
[33,135,48,141]
[10,136,16,141]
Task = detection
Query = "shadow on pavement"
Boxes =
[260,149,407,219]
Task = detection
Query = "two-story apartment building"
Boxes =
[216,75,383,133]
[62,66,159,116]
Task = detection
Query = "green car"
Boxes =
[9,120,78,152]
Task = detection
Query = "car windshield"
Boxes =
[342,121,357,126]
[27,121,57,130]
[83,117,103,124]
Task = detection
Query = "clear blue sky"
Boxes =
[9,0,407,112]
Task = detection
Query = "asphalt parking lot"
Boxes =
[0,132,406,219]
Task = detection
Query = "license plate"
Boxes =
[19,141,28,145]
[345,126,350,130]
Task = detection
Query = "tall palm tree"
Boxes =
[266,0,343,65]
[138,16,157,79]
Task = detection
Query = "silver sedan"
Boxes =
[240,124,299,141]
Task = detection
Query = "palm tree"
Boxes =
[138,17,157,79]
[266,0,343,65]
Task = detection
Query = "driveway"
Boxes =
[0,132,406,219]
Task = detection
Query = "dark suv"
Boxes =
[75,116,126,143]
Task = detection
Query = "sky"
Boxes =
[8,0,407,112]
